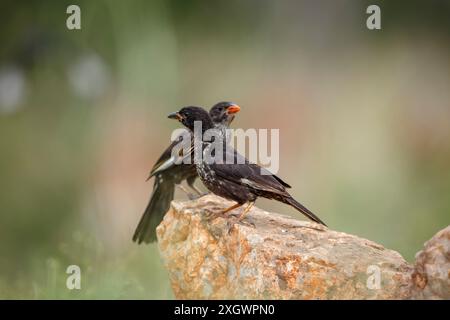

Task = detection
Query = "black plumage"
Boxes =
[168,106,327,226]
[133,102,240,244]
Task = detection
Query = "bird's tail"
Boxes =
[283,196,327,226]
[132,176,175,244]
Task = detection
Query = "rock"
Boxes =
[156,194,449,299]
[411,226,450,299]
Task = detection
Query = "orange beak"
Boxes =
[226,104,241,114]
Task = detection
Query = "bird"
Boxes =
[167,106,327,226]
[133,102,241,244]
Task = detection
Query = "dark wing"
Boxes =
[210,147,289,195]
[147,131,192,180]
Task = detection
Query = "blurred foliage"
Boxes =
[0,0,449,298]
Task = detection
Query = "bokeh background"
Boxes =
[0,0,449,299]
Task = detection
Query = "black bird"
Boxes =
[168,106,327,226]
[133,102,241,244]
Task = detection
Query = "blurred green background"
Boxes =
[0,0,449,299]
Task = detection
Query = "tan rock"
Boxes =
[411,226,450,299]
[156,195,449,299]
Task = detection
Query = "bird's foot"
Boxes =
[226,215,255,234]
[186,193,197,200]
[203,209,218,219]
[178,185,198,200]
[237,218,255,228]
[226,216,238,234]
[189,192,210,200]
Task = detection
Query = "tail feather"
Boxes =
[284,196,327,226]
[133,176,175,244]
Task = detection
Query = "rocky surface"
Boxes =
[411,226,450,299]
[156,195,449,299]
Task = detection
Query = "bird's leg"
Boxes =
[177,184,196,200]
[190,184,209,198]
[186,176,209,198]
[189,184,201,195]
[237,201,255,221]
[227,201,255,233]
[221,203,243,216]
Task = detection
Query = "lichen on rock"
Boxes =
[157,194,449,300]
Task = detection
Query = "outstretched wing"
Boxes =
[147,131,192,180]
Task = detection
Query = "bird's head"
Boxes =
[209,101,241,126]
[168,106,214,132]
